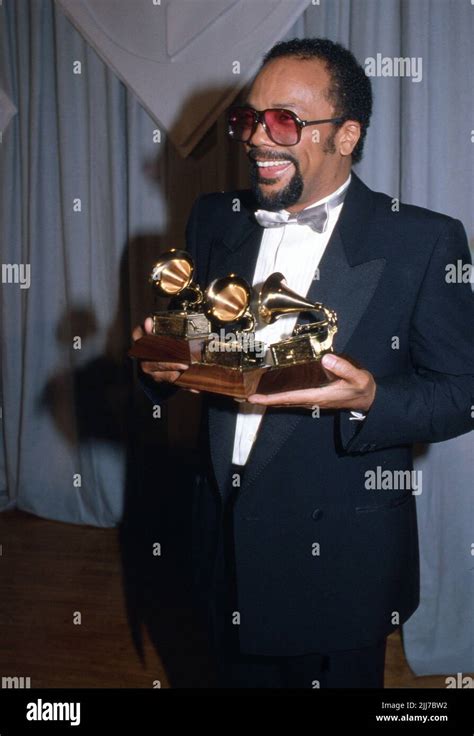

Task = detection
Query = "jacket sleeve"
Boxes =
[340,218,474,453]
[136,195,204,406]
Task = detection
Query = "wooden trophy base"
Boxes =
[257,360,335,395]
[128,334,205,364]
[129,335,337,399]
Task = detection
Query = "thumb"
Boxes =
[132,325,144,342]
[144,317,154,334]
[322,353,359,382]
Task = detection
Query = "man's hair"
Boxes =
[262,38,372,164]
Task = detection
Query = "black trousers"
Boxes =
[202,465,387,689]
[215,640,387,689]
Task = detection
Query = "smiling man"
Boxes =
[133,38,474,689]
[243,54,359,211]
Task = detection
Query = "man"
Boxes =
[132,39,474,688]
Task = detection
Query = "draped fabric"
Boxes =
[55,0,312,157]
[0,0,472,673]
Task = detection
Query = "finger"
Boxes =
[248,380,351,407]
[147,370,182,383]
[248,388,325,406]
[260,403,315,409]
[144,316,154,334]
[321,353,360,382]
[132,325,144,341]
[141,361,189,372]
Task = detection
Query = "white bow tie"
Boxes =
[254,186,348,233]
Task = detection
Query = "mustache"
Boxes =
[247,150,298,166]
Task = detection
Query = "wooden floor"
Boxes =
[0,509,455,689]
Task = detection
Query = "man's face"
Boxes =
[244,57,349,212]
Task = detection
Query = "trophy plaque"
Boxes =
[129,251,339,399]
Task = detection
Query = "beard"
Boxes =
[248,131,337,211]
[249,159,303,211]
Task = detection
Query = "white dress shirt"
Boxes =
[232,174,352,466]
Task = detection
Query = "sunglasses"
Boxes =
[228,106,345,146]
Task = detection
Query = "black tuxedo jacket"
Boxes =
[142,173,474,656]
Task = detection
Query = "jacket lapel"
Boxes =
[208,175,387,497]
[304,229,386,355]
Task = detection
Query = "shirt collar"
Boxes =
[281,173,352,216]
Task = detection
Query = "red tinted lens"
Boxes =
[228,108,255,141]
[264,109,299,144]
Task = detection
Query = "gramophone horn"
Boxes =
[149,249,194,296]
[259,272,321,324]
[205,274,255,330]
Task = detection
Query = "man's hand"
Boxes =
[247,353,376,411]
[131,317,189,384]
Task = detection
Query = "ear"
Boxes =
[337,121,361,157]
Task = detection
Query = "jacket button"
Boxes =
[312,508,323,521]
